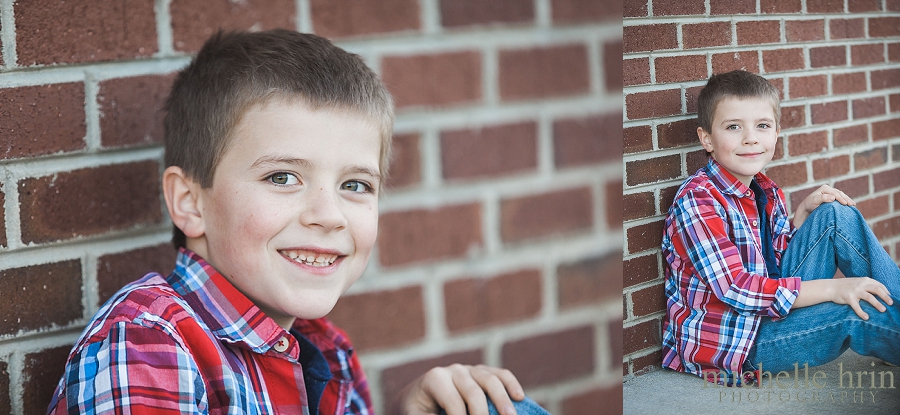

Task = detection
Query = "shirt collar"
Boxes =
[167,248,295,356]
[703,158,777,197]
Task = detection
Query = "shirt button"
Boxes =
[752,220,759,227]
[746,191,752,197]
[273,336,289,353]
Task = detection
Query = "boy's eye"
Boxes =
[341,181,371,193]
[726,124,740,130]
[268,172,299,186]
[757,123,771,129]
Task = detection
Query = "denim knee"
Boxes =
[438,395,550,415]
[811,201,863,224]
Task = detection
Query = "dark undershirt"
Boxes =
[749,179,780,279]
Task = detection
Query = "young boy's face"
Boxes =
[189,100,381,328]
[698,96,780,186]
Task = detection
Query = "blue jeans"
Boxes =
[438,396,550,415]
[746,202,900,371]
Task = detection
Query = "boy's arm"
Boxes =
[48,322,204,415]
[398,364,524,415]
[671,190,800,317]
[792,184,855,228]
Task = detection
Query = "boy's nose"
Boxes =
[299,188,347,231]
[742,131,760,145]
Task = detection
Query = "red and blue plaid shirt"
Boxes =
[48,248,372,414]
[661,159,802,384]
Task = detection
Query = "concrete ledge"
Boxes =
[623,351,900,414]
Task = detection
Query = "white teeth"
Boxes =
[280,250,338,267]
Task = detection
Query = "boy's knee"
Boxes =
[813,201,863,223]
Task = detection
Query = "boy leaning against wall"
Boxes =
[661,69,900,386]
[46,30,550,415]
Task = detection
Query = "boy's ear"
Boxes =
[697,126,713,153]
[162,166,205,239]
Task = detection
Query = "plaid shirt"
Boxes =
[661,159,802,384]
[48,249,372,414]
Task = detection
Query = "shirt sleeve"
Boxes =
[49,321,206,415]
[671,189,801,317]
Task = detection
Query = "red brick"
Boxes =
[761,0,801,12]
[626,89,681,120]
[891,0,900,11]
[499,44,589,101]
[0,83,86,160]
[562,385,623,415]
[441,121,537,180]
[632,283,666,317]
[872,118,900,141]
[789,75,827,99]
[762,48,805,73]
[850,0,881,11]
[624,319,660,355]
[712,51,760,74]
[857,195,890,219]
[386,133,421,189]
[0,261,82,335]
[773,136,785,161]
[874,167,900,192]
[309,0,418,39]
[554,113,620,167]
[552,0,619,23]
[872,216,900,240]
[834,175,870,198]
[872,69,900,90]
[625,154,681,186]
[329,286,425,350]
[97,244,174,305]
[624,253,660,288]
[624,191,655,222]
[789,186,820,210]
[624,58,650,86]
[99,74,176,148]
[657,119,698,149]
[624,125,652,154]
[380,350,483,414]
[808,0,844,12]
[500,187,593,242]
[658,185,681,213]
[683,22,731,49]
[0,187,5,248]
[788,131,827,156]
[626,220,664,254]
[23,346,71,415]
[711,0,755,14]
[604,40,623,93]
[737,21,781,45]
[832,72,867,94]
[834,124,869,147]
[440,0,533,27]
[558,252,622,308]
[378,204,481,267]
[764,162,808,187]
[813,155,850,180]
[445,270,542,332]
[852,43,886,65]
[655,55,707,83]
[0,361,8,415]
[892,94,900,112]
[890,43,900,62]
[624,0,648,17]
[502,326,594,387]
[382,51,482,109]
[685,86,703,114]
[831,18,865,39]
[871,17,900,37]
[810,45,847,68]
[855,147,888,171]
[15,0,156,65]
[786,19,825,42]
[171,0,295,52]
[624,24,677,53]
[19,161,162,244]
[811,100,848,124]
[631,349,663,375]
[654,0,704,15]
[687,149,709,176]
[606,179,623,230]
[853,97,886,119]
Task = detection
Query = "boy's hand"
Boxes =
[793,185,855,227]
[828,277,893,320]
[398,364,525,415]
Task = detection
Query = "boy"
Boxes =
[661,70,900,386]
[47,30,549,415]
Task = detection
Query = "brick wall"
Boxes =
[0,1,621,414]
[623,0,900,379]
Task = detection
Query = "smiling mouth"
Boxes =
[279,249,339,267]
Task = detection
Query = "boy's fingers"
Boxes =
[850,301,869,320]
[480,366,524,401]
[419,367,466,415]
[470,367,517,415]
[451,366,490,415]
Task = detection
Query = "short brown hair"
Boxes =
[697,70,780,133]
[164,29,394,248]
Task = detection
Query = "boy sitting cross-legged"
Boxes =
[47,30,549,415]
[662,70,900,386]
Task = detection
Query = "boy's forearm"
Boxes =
[792,280,833,309]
